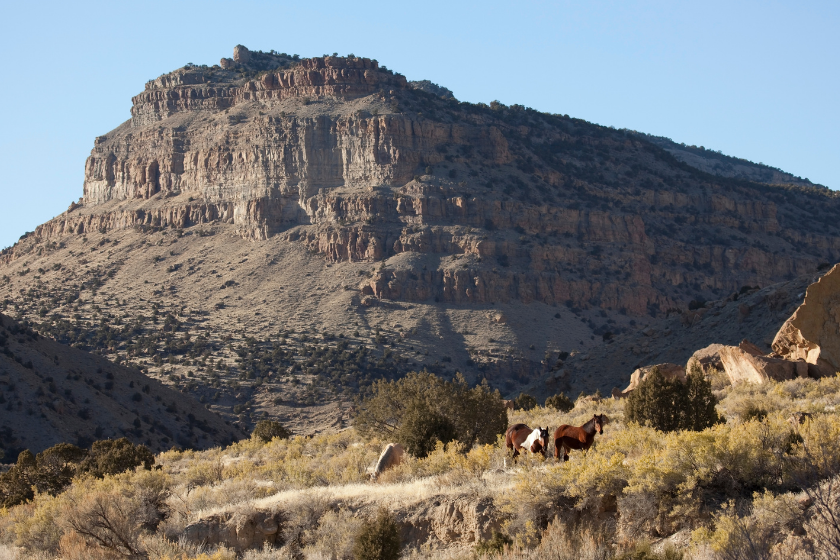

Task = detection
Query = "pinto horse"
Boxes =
[553,414,607,461]
[505,424,549,459]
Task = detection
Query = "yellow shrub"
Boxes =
[13,496,64,553]
[552,450,629,506]
[11,468,171,555]
[693,491,802,559]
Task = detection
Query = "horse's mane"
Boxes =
[581,417,597,433]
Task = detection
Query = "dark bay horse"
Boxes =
[553,414,607,461]
[505,424,549,459]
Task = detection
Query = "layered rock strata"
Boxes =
[8,46,840,318]
[718,340,809,385]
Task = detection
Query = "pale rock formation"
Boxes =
[718,340,808,385]
[399,496,500,546]
[772,263,840,377]
[181,495,499,552]
[373,442,405,478]
[612,362,685,398]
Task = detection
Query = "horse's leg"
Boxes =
[562,444,569,462]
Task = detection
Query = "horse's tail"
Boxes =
[504,428,513,449]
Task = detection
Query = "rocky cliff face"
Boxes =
[773,263,840,376]
[16,46,837,317]
[2,45,840,418]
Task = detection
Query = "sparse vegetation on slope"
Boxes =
[4,46,840,426]
[0,313,240,460]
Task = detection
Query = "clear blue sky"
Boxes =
[1,0,837,250]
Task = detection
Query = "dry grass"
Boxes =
[3,376,840,559]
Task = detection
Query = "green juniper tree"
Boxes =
[626,365,721,432]
[354,371,507,458]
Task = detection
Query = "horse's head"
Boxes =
[539,426,550,447]
[594,414,607,435]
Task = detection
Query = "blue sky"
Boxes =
[1,0,837,250]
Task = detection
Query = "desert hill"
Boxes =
[0,312,240,461]
[1,45,839,429]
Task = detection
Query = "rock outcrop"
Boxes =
[399,496,500,547]
[180,495,499,553]
[183,509,282,552]
[718,340,808,385]
[772,263,840,377]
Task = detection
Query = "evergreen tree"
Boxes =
[545,392,574,412]
[684,363,723,431]
[625,365,721,432]
[354,371,507,458]
[626,367,689,432]
[252,420,291,443]
[396,402,456,458]
[514,393,538,411]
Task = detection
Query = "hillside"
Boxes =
[536,270,824,397]
[0,313,240,461]
[637,133,824,188]
[2,45,840,428]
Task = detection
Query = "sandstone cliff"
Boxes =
[8,46,839,316]
[1,45,839,425]
[772,263,840,377]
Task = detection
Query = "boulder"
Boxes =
[687,343,725,374]
[738,339,765,357]
[373,443,405,479]
[612,363,685,399]
[719,340,807,385]
[772,264,840,378]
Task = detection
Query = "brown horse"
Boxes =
[505,424,549,459]
[553,414,607,461]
